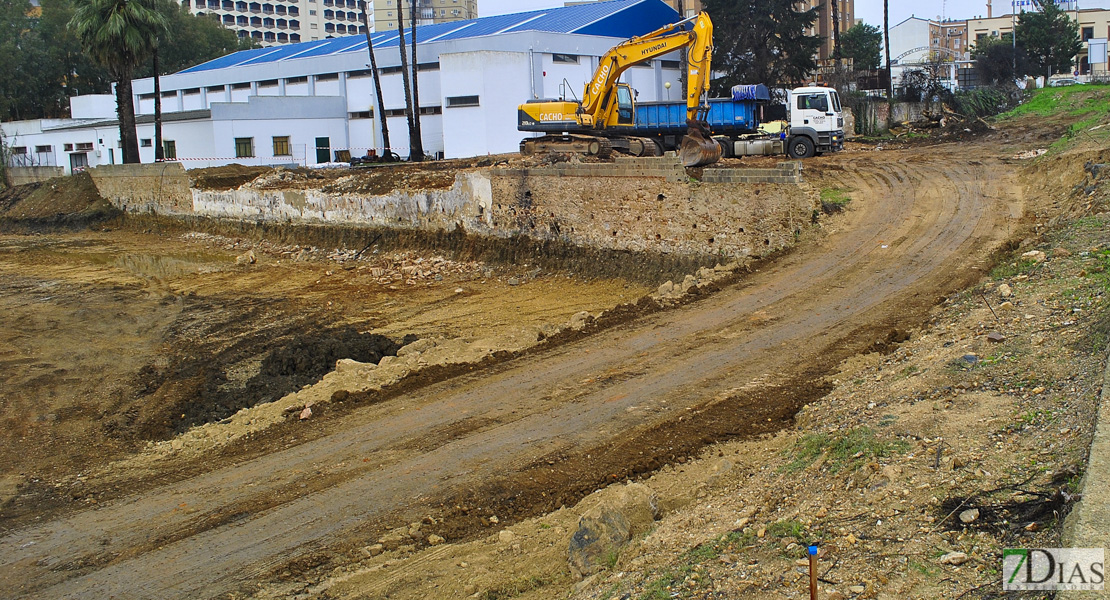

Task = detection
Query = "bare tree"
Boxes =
[884,0,892,98]
[395,0,418,161]
[408,0,424,161]
[360,1,391,156]
[154,47,164,161]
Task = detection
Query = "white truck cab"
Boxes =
[785,86,845,158]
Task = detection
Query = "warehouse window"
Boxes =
[235,137,254,158]
[163,140,177,160]
[552,53,578,64]
[35,145,52,153]
[141,139,153,147]
[446,95,479,107]
[272,136,291,156]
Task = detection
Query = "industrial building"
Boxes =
[1,0,689,174]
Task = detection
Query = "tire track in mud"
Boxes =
[0,148,1022,599]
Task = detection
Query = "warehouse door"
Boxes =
[315,137,330,164]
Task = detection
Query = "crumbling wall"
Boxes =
[85,157,815,260]
[88,163,192,214]
[489,157,815,258]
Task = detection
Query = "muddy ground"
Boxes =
[0,89,1107,599]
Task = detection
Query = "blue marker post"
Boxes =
[808,544,818,600]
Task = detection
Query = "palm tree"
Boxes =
[360,1,391,156]
[408,0,424,161]
[71,0,166,164]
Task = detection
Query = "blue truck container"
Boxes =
[624,98,762,135]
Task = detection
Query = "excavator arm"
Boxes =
[579,12,714,128]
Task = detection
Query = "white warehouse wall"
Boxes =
[440,51,532,159]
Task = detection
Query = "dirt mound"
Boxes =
[189,164,274,190]
[0,172,118,229]
[122,326,408,441]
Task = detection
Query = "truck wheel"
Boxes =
[788,137,815,159]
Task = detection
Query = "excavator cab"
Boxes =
[615,84,634,126]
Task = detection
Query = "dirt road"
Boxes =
[0,145,1023,599]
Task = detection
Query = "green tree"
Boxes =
[702,0,821,93]
[70,0,167,163]
[1016,0,1082,81]
[134,2,254,78]
[0,0,35,121]
[972,34,1029,86]
[840,22,881,71]
[38,0,113,115]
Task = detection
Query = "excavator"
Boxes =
[517,11,721,167]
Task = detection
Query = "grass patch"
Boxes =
[481,575,553,600]
[767,519,811,544]
[638,530,753,599]
[990,259,1039,279]
[783,427,911,474]
[1000,85,1110,120]
[820,187,852,214]
[909,558,940,577]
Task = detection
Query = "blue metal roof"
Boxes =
[177,0,679,74]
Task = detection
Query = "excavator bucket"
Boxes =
[679,119,722,167]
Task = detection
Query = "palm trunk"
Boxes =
[408,0,424,161]
[154,47,164,161]
[884,0,892,98]
[396,0,417,161]
[831,0,841,60]
[361,2,391,155]
[116,68,141,164]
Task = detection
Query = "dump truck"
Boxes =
[608,84,845,159]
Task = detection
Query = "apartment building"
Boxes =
[372,0,477,32]
[968,7,1110,77]
[659,0,701,18]
[806,0,854,62]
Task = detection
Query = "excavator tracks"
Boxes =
[520,135,613,159]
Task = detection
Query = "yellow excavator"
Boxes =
[517,11,721,167]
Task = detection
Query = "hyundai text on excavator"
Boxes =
[517,11,722,168]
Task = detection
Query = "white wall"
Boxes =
[888,18,931,66]
[538,55,593,100]
[183,91,205,111]
[70,95,117,119]
[440,50,532,159]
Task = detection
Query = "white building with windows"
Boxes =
[2,0,689,174]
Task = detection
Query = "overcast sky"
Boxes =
[477,0,1110,27]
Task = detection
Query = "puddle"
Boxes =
[110,253,227,280]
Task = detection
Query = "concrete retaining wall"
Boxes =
[86,157,816,259]
[9,166,65,186]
